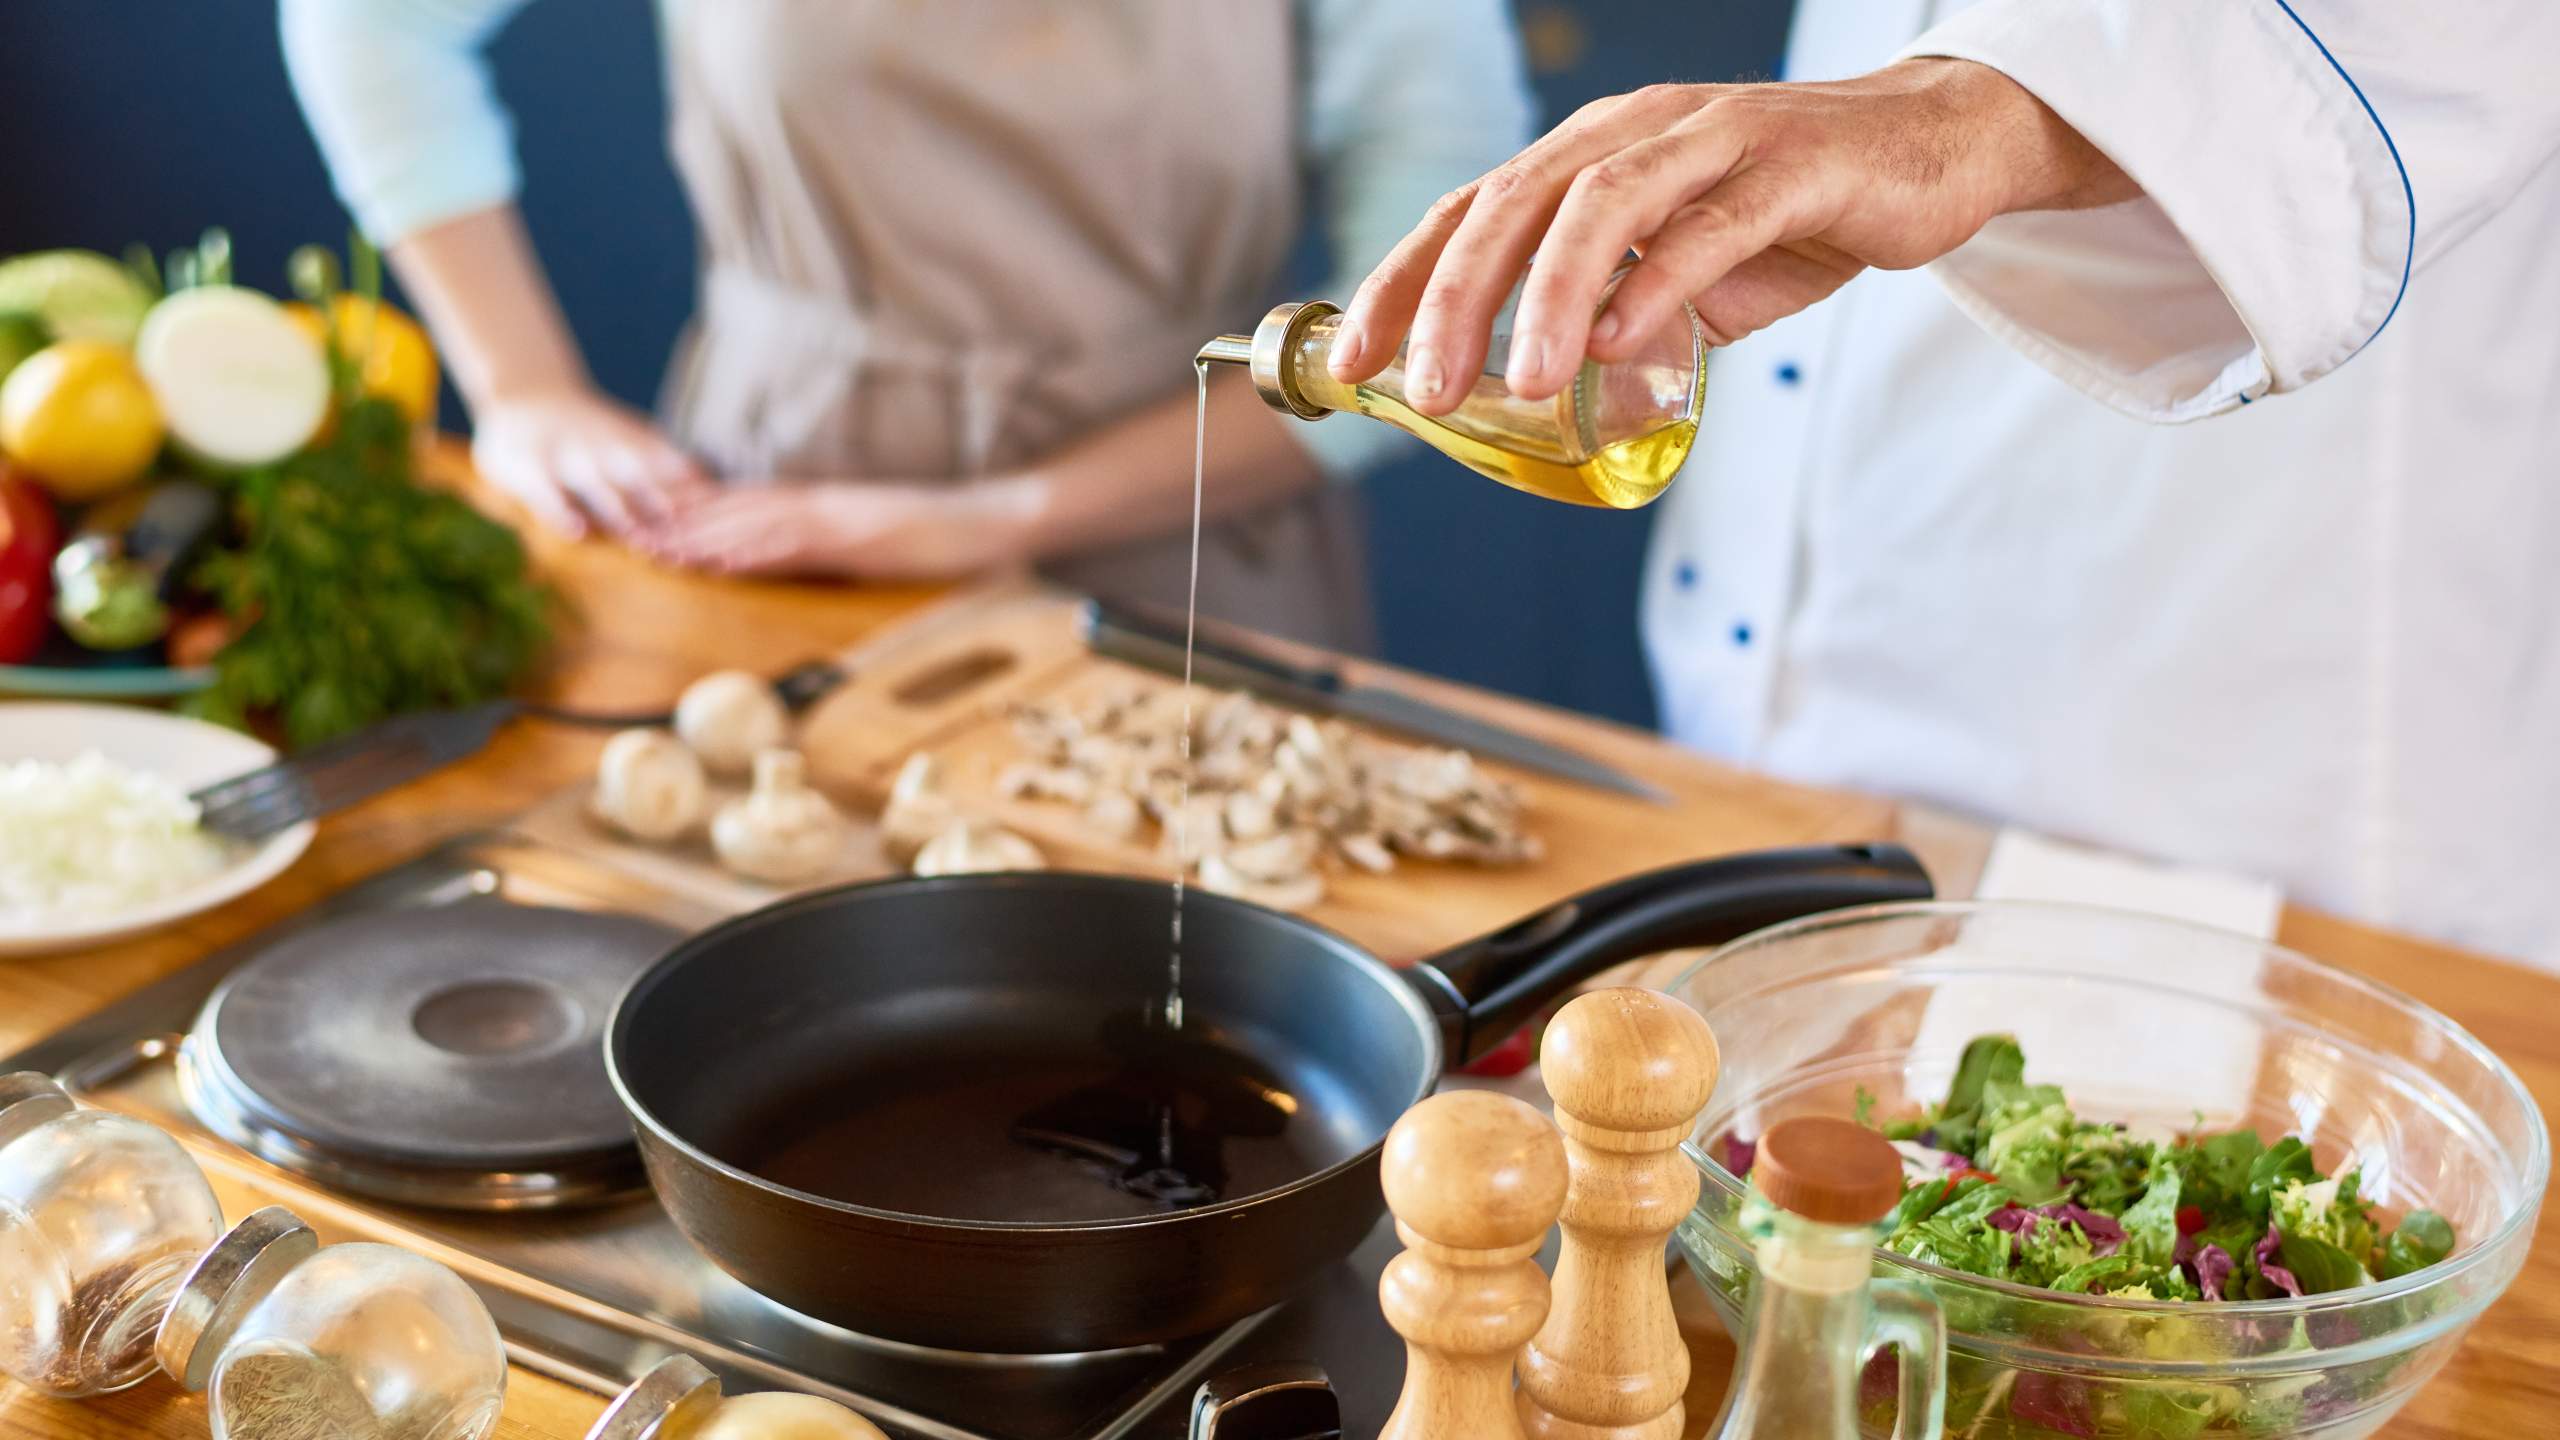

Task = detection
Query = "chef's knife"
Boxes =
[1078,598,1673,803]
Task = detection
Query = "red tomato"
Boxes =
[1940,1167,1999,1204]
[0,466,60,663]
[2176,1204,2207,1236]
[1459,1021,1539,1077]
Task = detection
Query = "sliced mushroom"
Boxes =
[1223,790,1278,843]
[881,752,959,856]
[1337,833,1395,874]
[1081,790,1142,841]
[996,763,1093,804]
[1196,852,1325,912]
[913,821,1047,877]
[1000,682,1539,881]
[1220,829,1320,884]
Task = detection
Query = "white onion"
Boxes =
[0,751,227,920]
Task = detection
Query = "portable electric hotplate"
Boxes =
[4,831,1403,1440]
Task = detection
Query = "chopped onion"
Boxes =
[0,751,227,919]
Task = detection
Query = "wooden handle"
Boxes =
[1517,988,1721,1440]
[1377,1090,1568,1440]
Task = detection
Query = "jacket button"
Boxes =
[1774,361,1803,387]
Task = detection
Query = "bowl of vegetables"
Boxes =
[1667,901,2545,1439]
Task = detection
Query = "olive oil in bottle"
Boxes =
[1199,278,1705,509]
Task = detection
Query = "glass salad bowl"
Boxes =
[1666,901,2546,1439]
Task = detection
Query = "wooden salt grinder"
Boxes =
[1518,987,1722,1440]
[1377,1090,1570,1440]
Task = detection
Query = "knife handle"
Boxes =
[1079,598,1344,700]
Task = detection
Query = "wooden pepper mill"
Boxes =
[1518,987,1722,1440]
[1378,1089,1570,1440]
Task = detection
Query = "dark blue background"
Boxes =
[0,1,1788,726]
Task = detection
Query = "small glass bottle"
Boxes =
[156,1207,509,1440]
[0,1070,226,1397]
[1705,1117,1946,1440]
[1198,274,1704,510]
[585,1355,890,1440]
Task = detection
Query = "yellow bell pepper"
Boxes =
[289,295,440,426]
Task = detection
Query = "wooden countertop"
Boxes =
[3,453,2555,1439]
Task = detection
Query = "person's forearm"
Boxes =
[387,204,592,411]
[987,372,1329,560]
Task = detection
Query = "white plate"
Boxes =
[0,703,316,957]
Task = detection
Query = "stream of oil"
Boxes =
[1153,359,1211,1176]
[752,368,1228,1218]
[1171,361,1208,1040]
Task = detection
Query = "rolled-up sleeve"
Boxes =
[279,0,532,245]
[1903,0,2560,423]
[1295,0,1536,478]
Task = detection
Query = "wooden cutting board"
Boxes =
[761,587,1901,962]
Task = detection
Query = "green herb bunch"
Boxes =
[181,240,551,745]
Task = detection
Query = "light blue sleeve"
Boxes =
[1294,0,1538,480]
[279,0,534,244]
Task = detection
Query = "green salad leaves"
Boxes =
[1843,1036,2457,1304]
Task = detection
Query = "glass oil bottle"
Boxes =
[1706,1116,1947,1440]
[1198,273,1704,510]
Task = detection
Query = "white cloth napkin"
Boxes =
[1912,829,2284,1126]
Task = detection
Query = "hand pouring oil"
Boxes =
[1197,274,1706,510]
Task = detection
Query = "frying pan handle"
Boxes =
[1406,843,1934,1065]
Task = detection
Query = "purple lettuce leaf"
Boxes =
[2255,1223,2303,1297]
[2041,1202,2127,1256]
[1721,1134,1756,1177]
[2009,1371,2099,1438]
[1987,1204,2039,1234]
[2188,1243,2235,1301]
[1860,1350,1898,1408]
[1996,1194,2119,1250]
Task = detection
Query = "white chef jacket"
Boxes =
[1642,0,2560,966]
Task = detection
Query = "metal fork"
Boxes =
[191,660,851,841]
[191,700,522,842]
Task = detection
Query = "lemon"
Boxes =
[0,340,164,501]
[289,295,440,426]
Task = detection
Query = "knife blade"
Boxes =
[1078,598,1673,803]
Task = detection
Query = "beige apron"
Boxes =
[657,0,1375,650]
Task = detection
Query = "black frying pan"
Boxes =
[606,842,1931,1353]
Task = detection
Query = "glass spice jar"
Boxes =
[156,1206,509,1440]
[0,1070,227,1397]
[585,1355,890,1440]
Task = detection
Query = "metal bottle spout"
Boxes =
[1197,334,1255,368]
[1195,300,1341,421]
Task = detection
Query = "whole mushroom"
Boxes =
[712,749,849,883]
[675,670,789,775]
[590,728,708,841]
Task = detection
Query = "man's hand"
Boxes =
[1329,59,2136,412]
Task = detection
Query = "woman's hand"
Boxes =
[632,479,1041,581]
[1329,59,2137,412]
[471,388,716,539]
